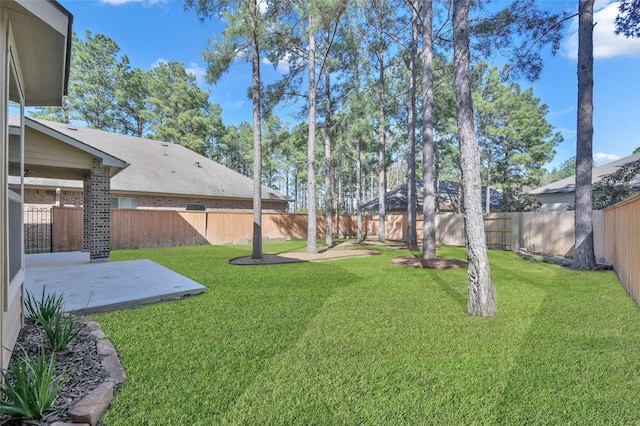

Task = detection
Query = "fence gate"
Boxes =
[484,216,511,251]
[24,207,52,254]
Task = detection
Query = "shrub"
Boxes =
[41,311,81,351]
[0,346,70,420]
[24,288,65,326]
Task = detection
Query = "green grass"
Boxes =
[94,242,640,425]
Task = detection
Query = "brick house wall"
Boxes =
[23,188,287,212]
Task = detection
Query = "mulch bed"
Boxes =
[0,320,107,426]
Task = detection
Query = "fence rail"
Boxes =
[51,208,603,257]
[604,194,640,308]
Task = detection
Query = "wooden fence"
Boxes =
[604,194,640,308]
[360,211,605,259]
[51,208,360,250]
[52,207,603,258]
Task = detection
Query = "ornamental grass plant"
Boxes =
[0,346,70,420]
[94,242,640,425]
[24,288,65,326]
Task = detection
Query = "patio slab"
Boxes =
[25,252,206,314]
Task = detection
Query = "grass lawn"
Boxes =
[93,242,640,425]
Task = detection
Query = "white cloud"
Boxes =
[563,1,640,59]
[549,105,574,118]
[258,0,269,14]
[150,59,208,87]
[185,62,207,85]
[151,58,168,68]
[594,152,621,165]
[558,127,577,145]
[262,53,294,75]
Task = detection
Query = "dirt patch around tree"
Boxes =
[391,255,468,269]
[229,248,382,265]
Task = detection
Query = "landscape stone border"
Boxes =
[51,320,126,426]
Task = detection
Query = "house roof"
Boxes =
[22,116,128,179]
[25,117,289,203]
[361,181,503,212]
[530,152,640,195]
[5,1,73,105]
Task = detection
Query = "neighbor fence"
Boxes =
[51,207,603,258]
[604,194,640,308]
[360,211,605,259]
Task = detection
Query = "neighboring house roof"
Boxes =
[530,152,640,195]
[18,116,128,178]
[25,117,289,203]
[361,181,503,212]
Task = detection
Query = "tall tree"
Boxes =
[147,61,213,154]
[473,63,561,211]
[324,62,334,247]
[115,67,153,137]
[219,122,254,176]
[357,0,404,241]
[453,0,496,317]
[307,16,318,254]
[185,0,269,259]
[421,0,436,258]
[573,0,597,269]
[405,0,419,251]
[70,31,127,130]
[546,156,576,183]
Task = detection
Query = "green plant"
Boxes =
[41,311,81,351]
[0,346,70,420]
[24,288,65,326]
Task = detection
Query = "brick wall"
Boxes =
[88,159,111,262]
[23,188,83,208]
[25,187,287,213]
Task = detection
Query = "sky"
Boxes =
[57,0,640,171]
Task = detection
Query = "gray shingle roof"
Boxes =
[530,152,640,195]
[26,117,289,203]
[361,181,503,212]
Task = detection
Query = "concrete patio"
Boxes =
[25,252,206,314]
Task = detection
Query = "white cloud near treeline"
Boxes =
[185,63,207,85]
[594,152,622,165]
[262,55,291,74]
[150,58,207,87]
[563,1,640,59]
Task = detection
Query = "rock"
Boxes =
[68,381,114,426]
[97,338,117,356]
[102,353,127,384]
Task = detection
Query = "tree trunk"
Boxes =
[378,53,387,241]
[421,0,437,258]
[406,1,419,251]
[453,0,496,317]
[357,136,363,242]
[250,0,263,260]
[307,23,318,254]
[573,0,596,269]
[485,159,491,213]
[324,63,333,247]
[337,178,342,237]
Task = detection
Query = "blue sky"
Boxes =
[58,0,640,170]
